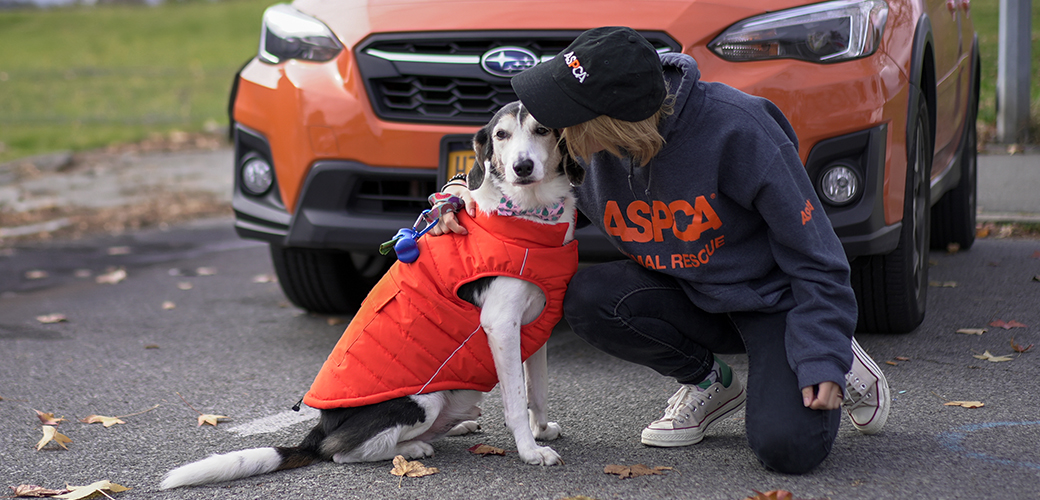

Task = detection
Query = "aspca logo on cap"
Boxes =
[563,51,588,83]
[480,47,538,78]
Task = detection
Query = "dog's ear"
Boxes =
[558,137,586,186]
[469,126,491,190]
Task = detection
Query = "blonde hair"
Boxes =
[562,95,674,167]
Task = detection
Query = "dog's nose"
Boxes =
[513,159,534,178]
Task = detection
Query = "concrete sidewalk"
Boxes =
[0,144,1037,238]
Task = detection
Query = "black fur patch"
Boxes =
[311,399,427,458]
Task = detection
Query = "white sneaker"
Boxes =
[641,363,746,447]
[843,337,890,434]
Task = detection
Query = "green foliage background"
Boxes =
[0,0,1036,164]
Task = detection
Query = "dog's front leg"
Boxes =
[481,282,561,466]
[524,344,561,441]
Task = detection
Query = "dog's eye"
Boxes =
[535,127,550,136]
[495,130,509,140]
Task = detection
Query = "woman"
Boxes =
[438,26,889,474]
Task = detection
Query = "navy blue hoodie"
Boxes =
[574,52,856,391]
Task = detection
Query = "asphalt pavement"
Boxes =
[0,144,1039,500]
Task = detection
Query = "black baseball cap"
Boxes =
[511,26,666,128]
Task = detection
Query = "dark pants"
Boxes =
[563,260,840,474]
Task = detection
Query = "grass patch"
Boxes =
[0,0,271,162]
[0,0,1037,163]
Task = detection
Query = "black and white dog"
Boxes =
[160,102,585,489]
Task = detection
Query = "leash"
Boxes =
[378,193,464,263]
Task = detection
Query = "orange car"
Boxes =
[229,0,978,334]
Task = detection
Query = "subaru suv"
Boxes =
[229,0,978,334]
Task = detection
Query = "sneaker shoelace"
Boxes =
[661,385,714,423]
[844,375,874,410]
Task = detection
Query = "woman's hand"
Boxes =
[428,184,475,236]
[801,381,843,410]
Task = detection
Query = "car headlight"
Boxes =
[708,0,888,63]
[258,4,343,64]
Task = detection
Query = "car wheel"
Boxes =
[930,72,978,250]
[269,245,392,314]
[852,96,931,334]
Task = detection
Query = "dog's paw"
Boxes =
[532,421,561,441]
[518,445,562,466]
[446,420,481,436]
[397,440,435,459]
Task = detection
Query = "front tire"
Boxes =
[852,96,932,334]
[269,245,392,314]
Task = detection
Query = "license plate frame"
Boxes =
[438,134,477,188]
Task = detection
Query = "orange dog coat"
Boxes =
[304,210,578,409]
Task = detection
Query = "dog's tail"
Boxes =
[159,445,320,489]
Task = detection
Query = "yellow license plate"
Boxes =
[446,149,476,180]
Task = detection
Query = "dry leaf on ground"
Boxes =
[252,274,277,283]
[603,464,672,479]
[196,267,217,276]
[80,415,126,428]
[54,480,129,500]
[326,317,347,326]
[989,320,1027,330]
[10,484,69,497]
[36,314,68,324]
[161,301,176,310]
[928,281,957,288]
[36,426,72,451]
[743,490,799,500]
[176,282,193,290]
[95,268,127,285]
[957,328,986,335]
[197,414,229,427]
[1010,338,1034,353]
[25,270,49,280]
[973,350,1014,362]
[390,455,439,478]
[945,401,985,408]
[467,444,506,456]
[35,410,66,426]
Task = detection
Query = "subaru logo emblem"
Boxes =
[480,47,538,78]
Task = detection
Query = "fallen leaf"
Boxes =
[743,490,798,500]
[973,350,1014,362]
[1033,275,1040,282]
[252,274,277,283]
[928,281,957,288]
[176,282,193,290]
[80,415,125,428]
[35,410,66,426]
[895,356,911,361]
[54,480,129,500]
[603,464,672,479]
[73,269,92,279]
[36,314,68,324]
[106,246,131,256]
[976,226,991,238]
[25,270,49,280]
[161,301,176,310]
[143,344,160,349]
[1031,250,1040,259]
[467,444,506,456]
[197,414,229,427]
[945,401,985,408]
[390,455,439,478]
[946,242,960,254]
[196,267,217,276]
[989,320,1027,330]
[95,268,126,285]
[35,426,71,450]
[326,317,347,326]
[957,328,986,335]
[885,361,898,366]
[10,484,69,497]
[1010,338,1034,353]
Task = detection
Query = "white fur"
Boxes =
[160,447,281,490]
[160,104,573,489]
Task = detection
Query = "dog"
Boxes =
[160,101,585,489]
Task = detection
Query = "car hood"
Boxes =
[292,0,810,49]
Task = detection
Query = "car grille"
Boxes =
[355,31,681,125]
